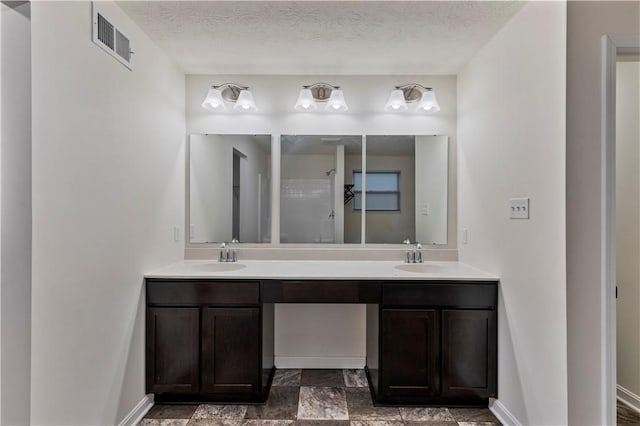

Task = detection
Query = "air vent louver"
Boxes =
[97,13,114,50]
[115,29,131,62]
[92,3,133,70]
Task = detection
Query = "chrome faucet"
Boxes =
[219,242,229,262]
[414,243,423,263]
[403,238,413,263]
[403,239,423,263]
[219,240,239,263]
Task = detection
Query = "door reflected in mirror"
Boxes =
[280,135,362,243]
[189,134,271,244]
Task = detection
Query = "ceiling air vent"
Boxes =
[92,3,133,70]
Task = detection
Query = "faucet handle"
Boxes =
[231,238,239,244]
[403,238,412,245]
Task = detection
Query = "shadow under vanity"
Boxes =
[145,274,498,407]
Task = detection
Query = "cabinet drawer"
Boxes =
[263,280,360,303]
[147,280,260,305]
[383,282,497,308]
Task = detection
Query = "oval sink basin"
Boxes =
[395,263,446,274]
[191,263,247,273]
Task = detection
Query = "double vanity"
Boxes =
[144,260,499,407]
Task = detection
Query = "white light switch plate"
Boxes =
[509,198,530,219]
[173,226,181,242]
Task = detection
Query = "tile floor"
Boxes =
[618,400,640,425]
[141,369,501,426]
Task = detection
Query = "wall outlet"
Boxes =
[173,226,181,242]
[509,198,530,219]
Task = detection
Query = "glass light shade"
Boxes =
[294,88,318,111]
[384,89,408,112]
[233,90,258,112]
[416,90,441,113]
[201,88,226,111]
[325,89,348,112]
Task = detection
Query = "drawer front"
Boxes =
[383,282,497,308]
[147,280,260,305]
[263,280,360,303]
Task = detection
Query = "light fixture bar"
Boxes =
[395,84,433,103]
[212,83,249,103]
[302,83,340,103]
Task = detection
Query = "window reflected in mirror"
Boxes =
[364,135,448,245]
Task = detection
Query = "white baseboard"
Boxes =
[275,356,365,369]
[118,394,154,426]
[617,384,640,414]
[489,398,521,426]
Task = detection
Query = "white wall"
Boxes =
[566,2,640,424]
[457,2,567,425]
[31,2,185,424]
[1,2,31,424]
[187,74,456,366]
[616,61,640,403]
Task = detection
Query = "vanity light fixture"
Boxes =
[201,83,257,112]
[233,89,258,112]
[326,89,348,112]
[294,83,348,112]
[385,84,440,114]
[384,89,409,112]
[294,88,317,111]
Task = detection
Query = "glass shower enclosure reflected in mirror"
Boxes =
[188,134,271,244]
[280,135,362,243]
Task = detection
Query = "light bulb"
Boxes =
[325,89,348,112]
[201,88,226,111]
[233,90,258,112]
[416,90,440,113]
[384,89,408,112]
[294,88,318,111]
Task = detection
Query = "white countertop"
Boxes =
[145,260,499,281]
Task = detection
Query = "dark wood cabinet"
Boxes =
[146,279,273,403]
[202,308,261,395]
[381,309,439,397]
[146,277,498,407]
[146,307,200,394]
[371,281,498,406]
[441,309,497,399]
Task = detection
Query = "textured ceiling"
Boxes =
[118,1,525,75]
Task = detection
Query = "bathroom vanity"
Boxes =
[144,261,498,407]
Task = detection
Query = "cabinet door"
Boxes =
[146,307,200,393]
[202,308,261,395]
[441,309,497,399]
[381,309,439,397]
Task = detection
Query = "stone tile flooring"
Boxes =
[140,369,501,426]
[618,400,640,425]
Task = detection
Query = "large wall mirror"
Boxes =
[188,134,271,243]
[187,134,448,246]
[364,135,448,245]
[280,135,362,243]
[279,135,448,245]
